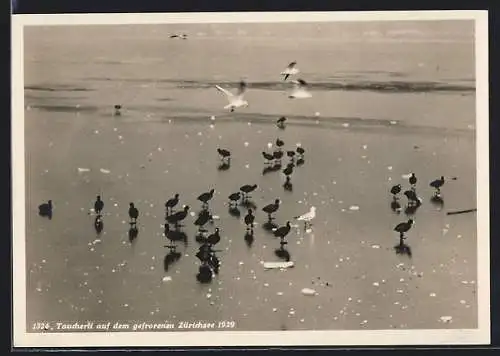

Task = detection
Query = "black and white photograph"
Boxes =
[12,11,490,347]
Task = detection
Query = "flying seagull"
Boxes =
[281,61,300,81]
[288,79,312,99]
[215,80,249,112]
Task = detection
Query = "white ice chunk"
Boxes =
[263,261,294,269]
[301,288,317,296]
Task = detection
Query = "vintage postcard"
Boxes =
[12,10,490,348]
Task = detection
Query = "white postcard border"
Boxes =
[11,10,490,347]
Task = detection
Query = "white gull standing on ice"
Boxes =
[215,80,249,112]
[288,79,312,99]
[294,206,316,229]
[281,61,299,81]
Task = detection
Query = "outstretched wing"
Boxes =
[215,85,234,98]
[287,61,297,69]
[236,80,247,99]
[297,78,308,87]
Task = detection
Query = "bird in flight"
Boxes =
[281,61,300,81]
[215,80,249,112]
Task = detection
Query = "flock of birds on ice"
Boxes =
[36,60,463,283]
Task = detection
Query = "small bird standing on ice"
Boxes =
[215,80,249,112]
[281,61,300,81]
[429,176,445,196]
[390,184,402,200]
[394,219,414,239]
[288,79,312,99]
[409,173,417,190]
[128,203,139,225]
[94,195,104,215]
[294,206,316,230]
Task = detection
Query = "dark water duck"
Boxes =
[128,202,139,224]
[217,148,231,161]
[194,209,212,232]
[206,228,221,246]
[113,104,122,116]
[94,195,104,215]
[404,190,420,206]
[283,163,294,180]
[390,184,402,199]
[287,150,296,160]
[296,146,305,158]
[240,184,258,200]
[228,192,241,207]
[273,150,284,164]
[430,176,445,195]
[409,173,417,188]
[165,193,180,214]
[276,138,285,150]
[166,205,190,227]
[197,189,215,209]
[244,209,255,231]
[262,151,274,164]
[273,221,292,241]
[262,199,281,221]
[38,200,53,219]
[394,219,414,239]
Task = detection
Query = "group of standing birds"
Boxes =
[391,172,450,246]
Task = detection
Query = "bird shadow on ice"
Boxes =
[94,215,104,235]
[394,237,412,258]
[128,226,139,243]
[274,244,291,262]
[217,162,230,171]
[404,203,421,217]
[165,228,189,247]
[240,200,257,210]
[228,207,241,218]
[283,181,293,192]
[164,250,182,272]
[196,264,213,284]
[262,166,277,176]
[262,221,278,232]
[430,195,444,211]
[244,230,254,248]
[390,200,402,215]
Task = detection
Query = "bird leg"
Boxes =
[399,232,404,239]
